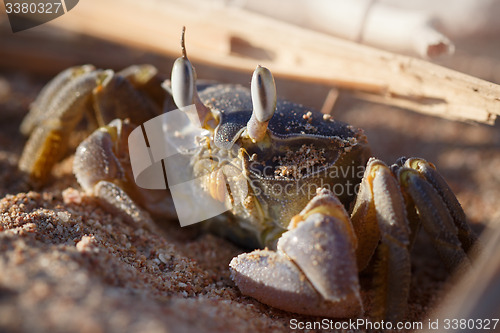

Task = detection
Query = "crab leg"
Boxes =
[403,158,478,253]
[19,65,166,186]
[117,64,170,109]
[353,158,412,322]
[20,65,96,136]
[19,69,102,184]
[397,166,472,271]
[92,68,162,127]
[230,188,363,318]
[73,119,175,227]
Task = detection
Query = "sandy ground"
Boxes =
[0,30,499,333]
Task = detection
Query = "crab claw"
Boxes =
[246,65,277,142]
[230,188,363,317]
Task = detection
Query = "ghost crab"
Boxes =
[18,30,478,322]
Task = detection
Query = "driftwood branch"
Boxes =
[3,0,500,124]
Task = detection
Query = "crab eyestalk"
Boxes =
[170,27,211,126]
[246,65,277,142]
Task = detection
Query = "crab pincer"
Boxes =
[230,188,363,318]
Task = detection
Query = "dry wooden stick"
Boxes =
[37,0,499,124]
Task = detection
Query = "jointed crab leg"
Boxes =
[19,65,166,185]
[20,65,96,136]
[73,119,176,226]
[117,64,168,108]
[92,67,162,127]
[402,158,477,253]
[355,159,412,322]
[19,69,102,184]
[362,157,475,320]
[397,165,472,271]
